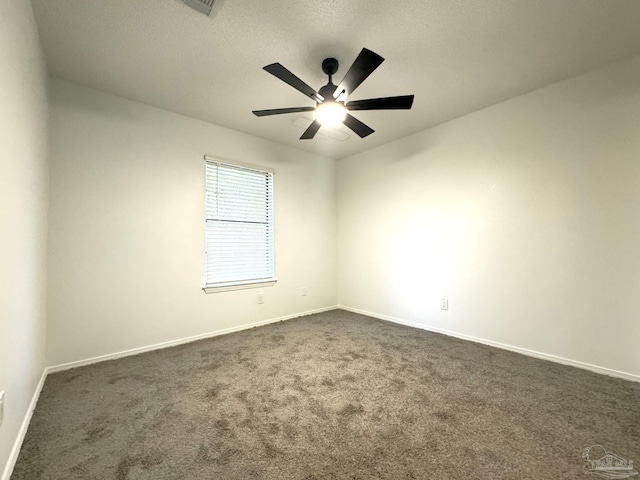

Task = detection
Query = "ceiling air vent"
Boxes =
[184,0,215,15]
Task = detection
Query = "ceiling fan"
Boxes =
[252,48,414,140]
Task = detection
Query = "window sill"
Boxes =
[203,280,277,294]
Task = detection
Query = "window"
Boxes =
[204,158,275,291]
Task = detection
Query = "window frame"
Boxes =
[202,156,276,293]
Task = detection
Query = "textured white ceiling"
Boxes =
[32,0,640,159]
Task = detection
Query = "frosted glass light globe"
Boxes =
[315,102,347,125]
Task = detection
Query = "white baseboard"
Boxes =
[338,305,640,383]
[1,368,49,480]
[48,305,339,373]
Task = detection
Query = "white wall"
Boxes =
[47,79,337,366]
[338,56,640,378]
[0,0,49,475]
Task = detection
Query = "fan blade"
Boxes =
[300,120,321,140]
[342,114,374,138]
[264,63,323,102]
[253,106,315,117]
[346,95,414,111]
[333,48,384,99]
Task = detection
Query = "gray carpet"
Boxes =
[11,310,640,479]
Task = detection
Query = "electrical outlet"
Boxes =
[441,299,449,311]
[257,293,264,304]
[301,287,307,296]
[0,390,5,427]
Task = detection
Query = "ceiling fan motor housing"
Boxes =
[318,83,341,105]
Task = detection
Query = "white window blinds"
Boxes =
[205,160,275,288]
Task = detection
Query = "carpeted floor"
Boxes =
[11,310,640,479]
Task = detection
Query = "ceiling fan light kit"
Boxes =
[252,48,415,140]
[315,102,346,125]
